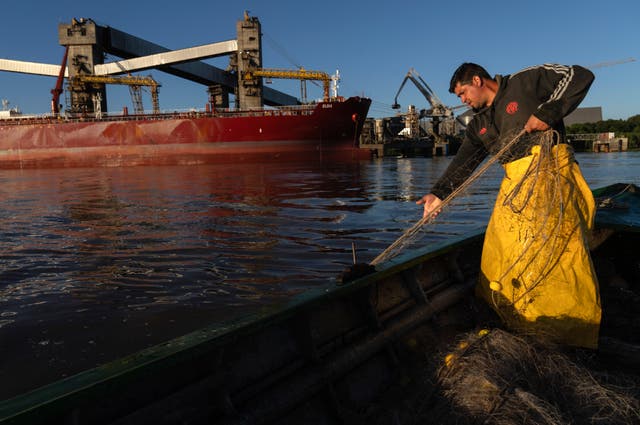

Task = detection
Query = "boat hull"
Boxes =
[0,97,372,168]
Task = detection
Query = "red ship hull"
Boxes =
[0,96,372,168]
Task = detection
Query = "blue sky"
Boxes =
[1,0,638,120]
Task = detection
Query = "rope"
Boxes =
[371,129,527,265]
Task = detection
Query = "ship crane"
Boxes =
[391,67,453,119]
[243,68,332,102]
[50,46,69,115]
[391,67,462,140]
[68,74,161,114]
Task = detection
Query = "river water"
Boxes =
[1,151,639,399]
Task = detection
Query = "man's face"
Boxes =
[453,76,485,110]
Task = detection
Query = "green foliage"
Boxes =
[567,115,640,149]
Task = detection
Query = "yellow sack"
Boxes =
[477,143,601,348]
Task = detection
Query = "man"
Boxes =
[417,63,600,348]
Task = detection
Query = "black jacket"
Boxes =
[431,64,594,199]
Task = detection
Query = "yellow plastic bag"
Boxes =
[477,143,601,348]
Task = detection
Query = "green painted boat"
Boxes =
[1,183,639,425]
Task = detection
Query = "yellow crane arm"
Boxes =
[75,74,160,87]
[70,74,161,114]
[244,68,331,101]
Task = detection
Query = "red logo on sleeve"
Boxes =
[506,101,518,115]
[479,127,487,135]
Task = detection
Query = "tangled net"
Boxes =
[433,329,640,425]
[372,128,536,265]
[371,128,585,306]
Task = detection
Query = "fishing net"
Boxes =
[482,136,588,305]
[364,327,640,425]
[371,127,534,265]
[371,129,602,348]
[433,328,640,425]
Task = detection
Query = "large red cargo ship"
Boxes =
[0,13,374,168]
[0,96,371,169]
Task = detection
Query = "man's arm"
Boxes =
[531,64,595,126]
[418,131,488,218]
[429,132,488,200]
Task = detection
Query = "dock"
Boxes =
[568,132,629,152]
[360,139,457,158]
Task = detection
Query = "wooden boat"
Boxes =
[1,183,638,424]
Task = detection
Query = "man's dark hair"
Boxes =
[448,63,492,93]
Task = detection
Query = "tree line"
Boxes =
[567,114,640,149]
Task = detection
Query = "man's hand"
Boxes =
[524,115,550,133]
[416,194,443,220]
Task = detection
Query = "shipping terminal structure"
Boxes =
[0,13,372,168]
